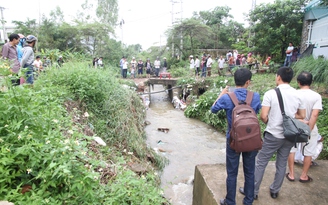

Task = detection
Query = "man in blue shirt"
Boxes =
[211,68,261,205]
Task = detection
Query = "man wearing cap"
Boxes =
[1,33,21,85]
[21,35,38,84]
[189,55,195,70]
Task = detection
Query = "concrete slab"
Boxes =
[193,160,328,205]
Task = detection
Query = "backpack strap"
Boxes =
[227,92,239,106]
[228,91,254,106]
[245,91,254,105]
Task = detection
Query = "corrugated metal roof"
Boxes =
[305,7,328,20]
[305,0,322,11]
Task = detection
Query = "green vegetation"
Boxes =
[292,56,328,87]
[0,59,168,204]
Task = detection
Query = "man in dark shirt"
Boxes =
[211,68,261,205]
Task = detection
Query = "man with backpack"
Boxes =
[211,68,262,205]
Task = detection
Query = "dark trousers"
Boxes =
[122,69,127,78]
[225,139,258,205]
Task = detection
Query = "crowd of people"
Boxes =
[119,56,168,79]
[211,66,322,205]
[1,33,63,86]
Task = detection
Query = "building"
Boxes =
[301,0,328,59]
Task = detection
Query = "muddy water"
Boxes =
[144,84,227,205]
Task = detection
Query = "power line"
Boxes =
[124,12,171,24]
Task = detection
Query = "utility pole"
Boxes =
[0,6,7,42]
[248,0,256,48]
[171,0,175,58]
[120,19,124,46]
[180,0,183,58]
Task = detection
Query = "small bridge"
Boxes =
[146,78,178,103]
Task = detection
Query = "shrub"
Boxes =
[0,61,168,204]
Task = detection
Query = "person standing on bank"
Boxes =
[286,71,322,183]
[154,57,161,77]
[163,57,168,73]
[240,66,306,200]
[211,68,261,205]
[283,42,294,67]
[194,55,200,78]
[21,35,38,84]
[1,33,21,86]
[206,54,213,77]
[122,57,128,78]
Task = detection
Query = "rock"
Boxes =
[137,82,145,92]
[129,162,148,174]
[93,136,106,146]
[144,120,151,125]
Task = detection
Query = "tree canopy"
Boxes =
[247,0,307,60]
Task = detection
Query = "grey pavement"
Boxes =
[193,160,328,205]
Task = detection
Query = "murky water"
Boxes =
[144,84,227,205]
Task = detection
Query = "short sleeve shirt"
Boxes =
[262,84,305,139]
[298,89,322,134]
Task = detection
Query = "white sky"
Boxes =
[1,0,273,49]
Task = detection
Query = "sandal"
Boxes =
[299,175,313,183]
[286,173,295,182]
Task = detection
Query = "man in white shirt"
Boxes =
[287,71,322,183]
[218,55,225,76]
[122,57,128,78]
[240,66,306,200]
[154,57,161,77]
[256,66,305,199]
[189,55,195,69]
[206,54,213,77]
[194,55,200,78]
[283,42,294,66]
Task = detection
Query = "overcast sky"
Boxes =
[1,0,273,49]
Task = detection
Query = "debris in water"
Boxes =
[158,128,170,133]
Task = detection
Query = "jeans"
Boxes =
[201,66,207,77]
[284,56,291,67]
[24,64,34,84]
[122,69,127,78]
[155,68,160,77]
[225,139,257,205]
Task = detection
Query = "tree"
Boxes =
[167,18,212,59]
[194,6,233,49]
[12,19,37,36]
[96,0,119,27]
[248,0,307,61]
